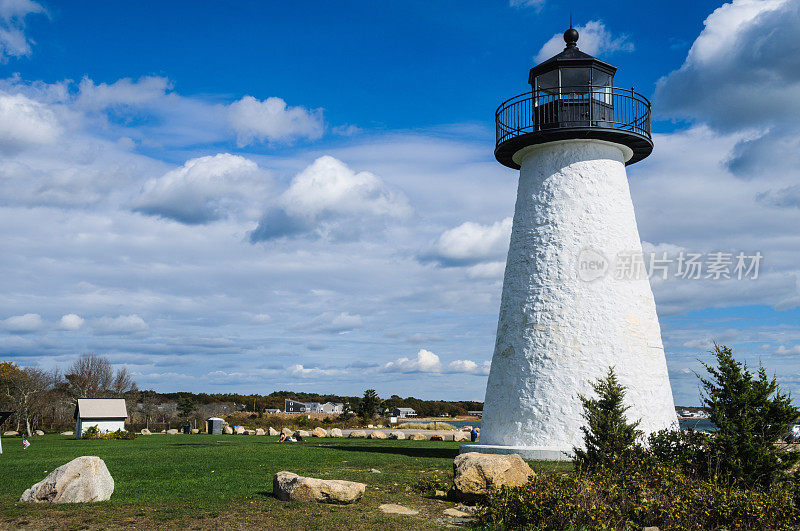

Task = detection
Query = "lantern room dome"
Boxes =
[494,27,653,169]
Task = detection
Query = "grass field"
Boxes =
[0,434,569,529]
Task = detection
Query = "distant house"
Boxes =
[284,399,309,413]
[74,398,128,439]
[467,410,483,418]
[264,408,281,414]
[284,399,344,415]
[393,407,417,418]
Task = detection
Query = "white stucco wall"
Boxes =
[75,419,126,438]
[478,139,677,457]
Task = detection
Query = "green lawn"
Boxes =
[0,434,567,529]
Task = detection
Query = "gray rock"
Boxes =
[348,430,367,438]
[166,429,179,435]
[453,452,534,500]
[140,429,151,435]
[379,503,419,515]
[295,430,310,438]
[233,426,245,435]
[255,428,266,436]
[388,431,406,440]
[408,432,427,440]
[273,471,365,504]
[61,431,74,436]
[312,427,327,437]
[268,427,280,436]
[19,456,114,503]
[329,428,343,438]
[3,431,18,436]
[224,426,233,435]
[369,430,387,439]
[453,431,470,442]
[444,507,471,518]
[34,430,45,436]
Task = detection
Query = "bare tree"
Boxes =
[65,354,135,399]
[1,365,53,437]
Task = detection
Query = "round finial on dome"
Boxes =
[564,27,579,47]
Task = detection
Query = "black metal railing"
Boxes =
[495,85,651,147]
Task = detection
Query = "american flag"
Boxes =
[22,437,30,449]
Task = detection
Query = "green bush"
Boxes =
[411,471,451,496]
[477,461,800,530]
[81,426,137,440]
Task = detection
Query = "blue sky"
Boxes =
[1,0,799,405]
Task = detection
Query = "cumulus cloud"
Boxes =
[250,155,410,241]
[76,76,173,113]
[94,314,148,335]
[131,153,270,224]
[2,312,43,333]
[535,20,634,63]
[384,349,442,373]
[0,0,45,61]
[0,91,61,153]
[229,95,324,146]
[655,0,800,178]
[447,359,491,375]
[425,217,512,266]
[58,313,84,331]
[289,364,345,378]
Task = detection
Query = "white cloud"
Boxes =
[509,0,545,9]
[384,349,442,373]
[76,76,173,112]
[251,155,410,241]
[2,312,42,333]
[229,95,324,146]
[426,217,512,266]
[58,313,84,331]
[0,0,45,61]
[298,312,364,334]
[289,364,345,378]
[94,314,148,335]
[535,20,634,63]
[776,345,800,356]
[0,91,61,153]
[251,313,271,324]
[447,359,491,375]
[131,153,270,224]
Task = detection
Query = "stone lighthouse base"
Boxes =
[459,444,573,461]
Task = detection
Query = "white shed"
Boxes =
[74,398,128,439]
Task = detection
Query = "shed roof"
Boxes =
[395,407,416,412]
[75,398,128,419]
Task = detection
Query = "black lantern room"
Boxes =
[494,27,653,169]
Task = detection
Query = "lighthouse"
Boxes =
[467,27,677,460]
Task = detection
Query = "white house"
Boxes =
[74,398,128,438]
[393,407,417,418]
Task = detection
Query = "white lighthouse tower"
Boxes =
[466,27,677,460]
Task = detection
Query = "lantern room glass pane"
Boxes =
[592,69,612,87]
[560,67,590,91]
[535,69,559,95]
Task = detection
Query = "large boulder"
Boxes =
[273,471,365,504]
[166,429,179,435]
[295,430,310,438]
[268,427,280,436]
[3,431,18,436]
[224,426,233,435]
[255,428,266,436]
[329,428,343,438]
[453,431,470,442]
[348,430,367,438]
[408,433,427,441]
[191,428,200,434]
[453,453,534,500]
[245,429,256,435]
[35,430,45,436]
[312,427,327,438]
[281,428,294,437]
[19,456,114,503]
[233,426,245,435]
[369,430,387,439]
[61,431,74,436]
[388,431,405,440]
